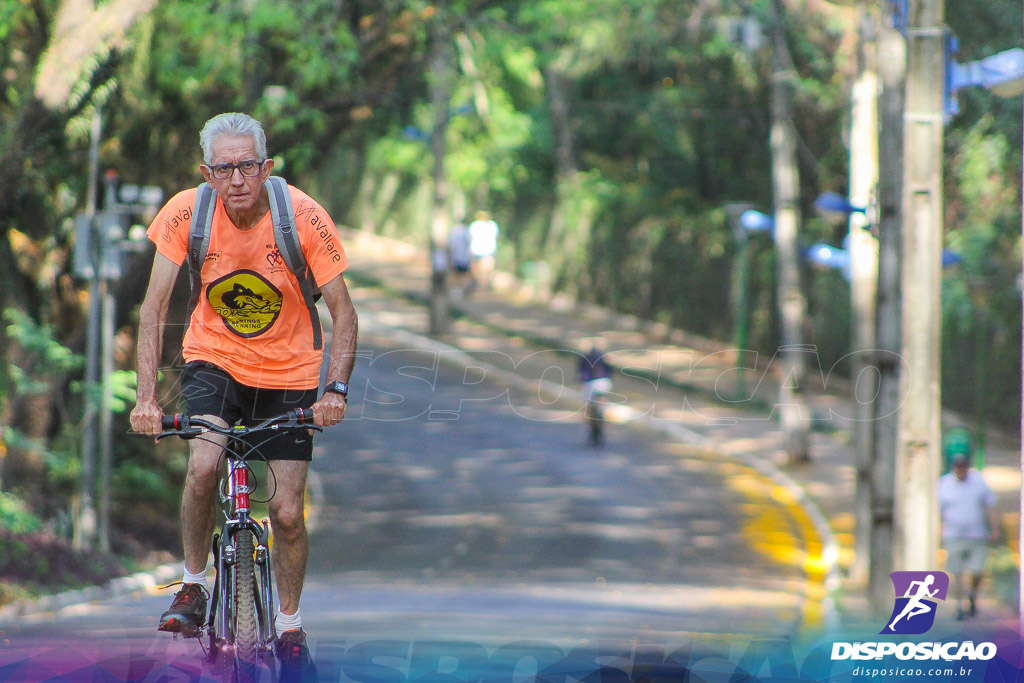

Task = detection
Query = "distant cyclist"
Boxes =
[578,339,613,447]
[130,112,358,683]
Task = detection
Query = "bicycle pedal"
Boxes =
[159,620,201,639]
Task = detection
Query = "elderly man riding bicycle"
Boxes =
[131,112,358,683]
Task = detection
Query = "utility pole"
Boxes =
[870,17,906,613]
[98,241,116,553]
[848,8,880,587]
[896,0,945,572]
[428,10,453,337]
[97,176,122,553]
[769,0,810,464]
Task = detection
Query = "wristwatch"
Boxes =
[324,380,348,398]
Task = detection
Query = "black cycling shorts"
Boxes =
[180,361,316,461]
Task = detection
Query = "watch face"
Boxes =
[327,381,348,396]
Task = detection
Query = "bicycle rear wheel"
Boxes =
[232,529,260,683]
[585,400,604,447]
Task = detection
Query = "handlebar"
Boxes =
[157,408,319,441]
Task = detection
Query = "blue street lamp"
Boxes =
[806,243,852,273]
[806,242,961,274]
[887,0,907,34]
[946,46,1024,118]
[814,191,877,233]
[403,103,476,143]
[814,191,868,217]
[402,125,431,142]
[740,209,774,234]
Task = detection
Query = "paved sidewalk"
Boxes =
[340,228,1022,630]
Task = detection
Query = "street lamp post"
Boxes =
[74,107,103,551]
[729,208,774,401]
[73,169,161,552]
[873,9,906,613]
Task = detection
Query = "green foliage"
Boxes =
[0,527,126,596]
[2,426,79,490]
[0,493,43,535]
[5,309,82,376]
[114,461,174,507]
[942,111,1022,427]
[4,308,83,398]
[78,370,139,414]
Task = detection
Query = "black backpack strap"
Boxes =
[266,176,323,350]
[186,183,217,326]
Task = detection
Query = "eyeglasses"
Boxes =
[207,159,265,180]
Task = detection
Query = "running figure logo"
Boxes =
[882,571,949,635]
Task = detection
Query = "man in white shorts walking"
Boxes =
[938,453,1000,619]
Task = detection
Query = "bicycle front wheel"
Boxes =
[232,529,260,683]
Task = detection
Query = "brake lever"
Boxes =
[156,430,203,442]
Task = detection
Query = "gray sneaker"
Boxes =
[157,583,208,634]
[275,629,318,682]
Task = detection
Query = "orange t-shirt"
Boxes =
[147,184,348,389]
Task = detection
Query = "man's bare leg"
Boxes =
[181,418,228,574]
[268,459,309,618]
[159,417,227,632]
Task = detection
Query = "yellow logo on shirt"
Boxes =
[207,270,283,338]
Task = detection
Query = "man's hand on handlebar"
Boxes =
[130,400,164,436]
[311,392,347,427]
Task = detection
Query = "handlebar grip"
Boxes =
[296,408,315,425]
[162,414,187,431]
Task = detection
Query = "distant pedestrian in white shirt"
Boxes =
[938,453,1000,620]
[468,211,499,290]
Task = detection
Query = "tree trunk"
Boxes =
[428,11,452,336]
[769,0,810,464]
[544,62,587,295]
[848,8,880,587]
[870,18,906,616]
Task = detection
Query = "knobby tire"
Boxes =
[233,530,260,683]
[586,400,604,447]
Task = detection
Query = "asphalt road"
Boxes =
[0,298,815,682]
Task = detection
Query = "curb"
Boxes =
[0,467,328,627]
[0,562,180,626]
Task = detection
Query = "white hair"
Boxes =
[199,113,268,164]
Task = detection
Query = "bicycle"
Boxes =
[157,408,320,683]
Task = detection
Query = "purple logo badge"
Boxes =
[881,571,949,635]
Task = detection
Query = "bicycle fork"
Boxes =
[207,459,277,659]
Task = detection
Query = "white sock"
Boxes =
[183,566,209,589]
[275,608,302,636]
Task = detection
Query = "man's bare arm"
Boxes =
[130,253,181,435]
[310,273,358,427]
